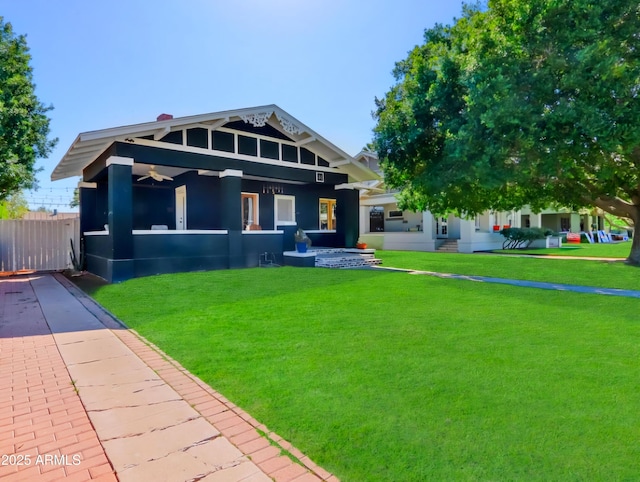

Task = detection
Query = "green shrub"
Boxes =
[499,227,547,249]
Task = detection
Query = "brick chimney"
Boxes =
[157,113,173,121]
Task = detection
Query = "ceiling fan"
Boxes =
[137,165,173,182]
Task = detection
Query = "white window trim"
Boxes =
[274,194,296,226]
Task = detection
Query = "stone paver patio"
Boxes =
[1,273,338,482]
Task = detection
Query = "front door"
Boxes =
[436,216,448,238]
[175,185,187,230]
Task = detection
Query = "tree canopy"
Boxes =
[0,17,56,201]
[0,191,28,219]
[373,0,640,263]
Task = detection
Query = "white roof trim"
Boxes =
[52,104,379,183]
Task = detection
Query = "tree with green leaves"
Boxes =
[373,1,640,263]
[0,191,28,219]
[70,187,79,208]
[0,17,56,201]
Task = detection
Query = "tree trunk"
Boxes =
[626,206,640,265]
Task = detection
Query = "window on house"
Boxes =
[238,135,258,156]
[186,128,208,149]
[212,131,234,153]
[242,193,259,230]
[300,147,315,165]
[319,198,337,230]
[282,144,298,163]
[260,140,279,160]
[159,130,183,145]
[560,217,570,231]
[274,195,296,226]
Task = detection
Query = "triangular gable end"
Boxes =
[51,105,377,183]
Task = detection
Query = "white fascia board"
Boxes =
[74,105,282,144]
[53,104,362,181]
[66,142,110,155]
[329,159,350,167]
[52,142,111,181]
[360,192,399,205]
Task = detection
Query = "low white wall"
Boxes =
[529,236,563,248]
[458,232,504,253]
[359,232,436,251]
[358,233,385,250]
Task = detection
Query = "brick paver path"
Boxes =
[0,276,116,481]
[1,273,338,482]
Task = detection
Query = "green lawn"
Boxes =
[493,240,631,258]
[375,249,640,291]
[92,266,640,482]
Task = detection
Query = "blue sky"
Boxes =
[1,0,463,210]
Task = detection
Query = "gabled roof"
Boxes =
[52,104,378,183]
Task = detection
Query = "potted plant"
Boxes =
[294,228,311,253]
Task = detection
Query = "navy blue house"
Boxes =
[52,105,378,282]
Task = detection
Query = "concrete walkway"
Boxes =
[1,273,337,482]
[406,270,640,298]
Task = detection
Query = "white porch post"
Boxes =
[511,210,521,228]
[457,218,476,253]
[570,213,581,232]
[530,213,542,228]
[422,212,434,237]
[359,206,368,234]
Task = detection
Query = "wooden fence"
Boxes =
[0,218,80,272]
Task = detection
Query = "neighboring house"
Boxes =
[51,105,378,282]
[355,151,605,252]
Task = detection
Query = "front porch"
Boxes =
[358,204,509,253]
[84,228,287,281]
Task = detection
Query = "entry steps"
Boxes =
[436,239,459,253]
[314,248,382,269]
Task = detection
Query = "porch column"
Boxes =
[220,169,243,268]
[336,186,359,247]
[570,213,581,233]
[529,213,542,228]
[107,156,134,282]
[421,212,434,237]
[457,218,476,253]
[359,205,368,234]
